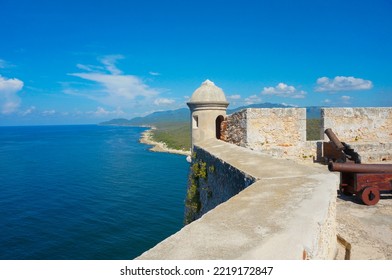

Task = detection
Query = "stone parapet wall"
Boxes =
[225,108,306,148]
[223,107,392,162]
[225,108,308,159]
[321,107,392,142]
[313,190,336,259]
[348,142,392,162]
[246,108,306,148]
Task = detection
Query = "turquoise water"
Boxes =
[0,125,189,259]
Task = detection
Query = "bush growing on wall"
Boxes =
[184,156,207,224]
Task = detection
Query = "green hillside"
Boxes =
[152,122,191,151]
[306,119,321,140]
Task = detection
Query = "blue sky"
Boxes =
[1,0,391,125]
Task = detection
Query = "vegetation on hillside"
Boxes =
[151,122,191,151]
[306,119,322,141]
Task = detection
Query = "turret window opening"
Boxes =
[215,115,224,139]
[193,115,199,128]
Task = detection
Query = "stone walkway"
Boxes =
[137,140,338,259]
[335,193,392,259]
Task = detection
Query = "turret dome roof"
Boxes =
[188,80,228,103]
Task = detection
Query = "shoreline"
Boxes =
[139,127,191,156]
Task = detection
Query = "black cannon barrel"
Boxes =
[328,162,392,173]
[324,128,345,150]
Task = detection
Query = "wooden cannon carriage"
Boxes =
[324,129,392,205]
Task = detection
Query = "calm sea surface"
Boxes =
[0,125,189,259]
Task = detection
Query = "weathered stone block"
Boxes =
[321,107,392,142]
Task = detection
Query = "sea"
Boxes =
[0,125,189,260]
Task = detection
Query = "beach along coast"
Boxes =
[139,127,191,156]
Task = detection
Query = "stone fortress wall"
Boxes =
[224,108,307,159]
[223,107,392,162]
[321,108,392,162]
[321,107,392,142]
[137,81,391,260]
[184,146,256,224]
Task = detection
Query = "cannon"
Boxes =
[324,128,361,163]
[325,129,392,205]
[329,162,392,205]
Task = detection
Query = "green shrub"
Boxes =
[184,159,207,224]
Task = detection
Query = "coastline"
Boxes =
[139,126,191,156]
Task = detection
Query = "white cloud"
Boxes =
[228,94,241,100]
[21,106,36,116]
[68,55,160,108]
[42,109,56,116]
[245,95,262,104]
[0,75,24,114]
[281,102,298,107]
[70,72,158,98]
[315,76,373,92]
[99,55,124,75]
[76,64,100,72]
[262,82,306,98]
[341,95,352,104]
[88,106,126,117]
[93,107,110,116]
[149,71,161,76]
[154,98,175,106]
[0,76,23,92]
[323,99,331,104]
[0,59,16,69]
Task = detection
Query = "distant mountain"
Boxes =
[128,108,189,125]
[227,102,292,114]
[99,108,189,126]
[99,103,322,126]
[99,118,134,126]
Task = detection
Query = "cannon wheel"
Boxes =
[359,186,380,206]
